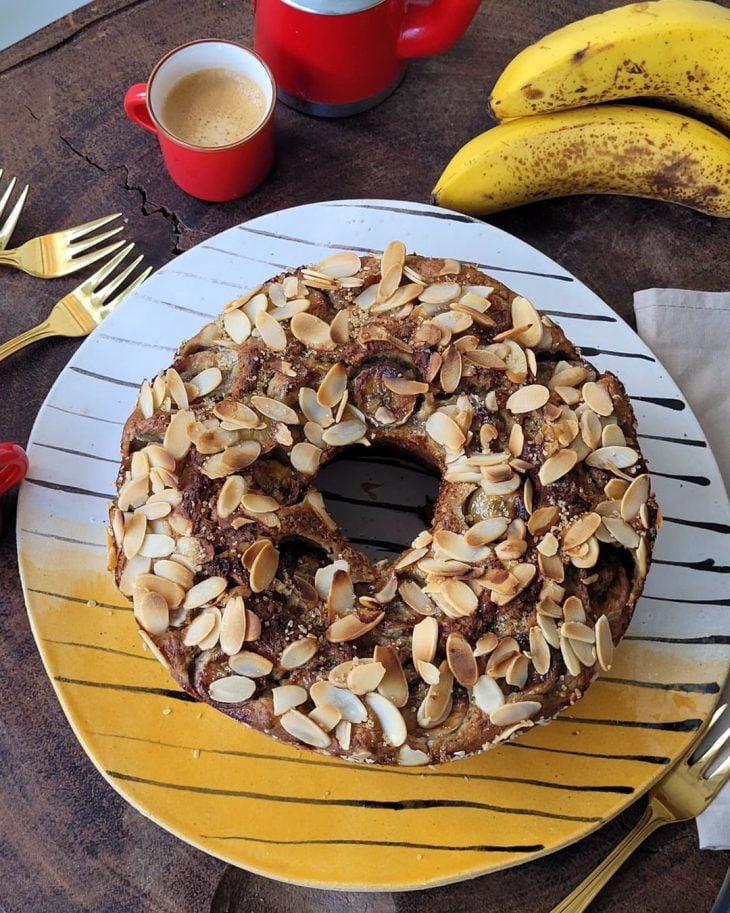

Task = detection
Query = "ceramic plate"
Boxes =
[17,200,730,890]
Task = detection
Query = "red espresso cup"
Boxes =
[124,40,276,202]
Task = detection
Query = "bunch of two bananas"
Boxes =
[433,0,730,217]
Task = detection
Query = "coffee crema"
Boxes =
[160,67,266,148]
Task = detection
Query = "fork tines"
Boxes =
[0,169,29,250]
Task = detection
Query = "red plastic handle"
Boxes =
[398,0,482,59]
[0,442,29,495]
[124,82,158,135]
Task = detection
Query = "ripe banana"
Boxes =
[489,0,730,133]
[432,105,730,217]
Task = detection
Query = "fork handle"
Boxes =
[549,798,674,913]
[0,320,54,362]
[0,249,19,268]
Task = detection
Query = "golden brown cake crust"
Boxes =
[108,244,658,766]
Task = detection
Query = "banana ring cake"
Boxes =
[107,241,659,766]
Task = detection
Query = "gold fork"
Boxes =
[551,703,730,913]
[0,243,151,362]
[0,170,29,250]
[0,212,125,278]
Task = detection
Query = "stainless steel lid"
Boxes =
[280,0,385,14]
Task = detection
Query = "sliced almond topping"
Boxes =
[134,572,184,608]
[272,684,308,715]
[412,616,438,664]
[602,516,641,549]
[280,636,319,671]
[494,538,528,561]
[562,512,602,551]
[280,708,331,748]
[433,529,490,564]
[138,380,154,418]
[317,363,348,408]
[506,384,550,415]
[133,587,169,635]
[383,376,429,396]
[580,410,603,450]
[290,442,322,475]
[154,559,194,589]
[506,653,529,688]
[508,423,525,457]
[189,367,222,399]
[377,241,406,301]
[374,644,409,708]
[321,419,367,447]
[510,296,543,348]
[439,258,461,275]
[621,474,650,521]
[317,251,361,279]
[299,387,334,427]
[309,680,368,723]
[473,632,499,657]
[365,692,407,747]
[347,661,386,695]
[291,312,335,350]
[249,541,279,593]
[245,609,262,641]
[327,568,355,619]
[223,308,252,345]
[549,364,588,389]
[562,595,586,623]
[595,614,614,671]
[309,704,342,732]
[486,636,520,677]
[123,512,147,560]
[537,613,560,648]
[464,517,509,547]
[529,626,551,675]
[419,281,461,305]
[440,579,479,616]
[217,475,246,518]
[439,345,462,394]
[398,579,436,616]
[537,532,559,556]
[251,395,299,425]
[601,423,626,447]
[229,649,273,677]
[130,451,149,481]
[418,661,454,729]
[220,595,246,655]
[118,475,149,512]
[527,505,560,537]
[139,533,175,559]
[425,411,466,452]
[472,674,505,715]
[582,381,614,416]
[182,608,217,647]
[254,310,287,352]
[605,477,630,500]
[538,449,578,486]
[241,492,280,514]
[446,632,478,687]
[561,620,595,644]
[209,674,256,704]
[398,745,430,766]
[354,283,378,309]
[490,700,541,727]
[202,443,260,478]
[325,612,384,643]
[183,575,227,611]
[586,445,639,470]
[560,637,582,676]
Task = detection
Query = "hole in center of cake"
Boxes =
[316,444,440,562]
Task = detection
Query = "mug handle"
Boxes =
[124,83,157,134]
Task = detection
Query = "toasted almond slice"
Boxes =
[621,474,650,521]
[254,310,286,352]
[229,649,273,677]
[539,449,578,486]
[321,419,367,447]
[440,579,479,617]
[317,251,361,278]
[527,505,560,537]
[272,685,308,716]
[310,680,368,723]
[601,423,626,447]
[347,661,386,695]
[472,674,505,715]
[418,661,454,729]
[605,477,630,500]
[243,609,261,642]
[183,610,217,647]
[490,700,541,727]
[133,587,169,635]
[365,692,407,747]
[562,512,602,551]
[374,644,409,708]
[439,345,462,394]
[446,632,478,687]
[383,376,429,396]
[334,719,352,750]
[291,312,334,349]
[510,296,543,348]
[209,674,256,703]
[549,364,588,389]
[506,384,550,415]
[241,492,280,514]
[473,632,499,657]
[486,636,520,676]
[270,298,311,322]
[223,308,252,345]
[561,620,596,644]
[412,616,438,664]
[219,595,246,655]
[317,363,348,409]
[586,445,639,470]
[506,653,529,688]
[425,411,466,452]
[495,538,528,561]
[130,451,149,481]
[189,367,222,399]
[529,626,551,675]
[327,568,355,618]
[508,423,525,458]
[249,541,279,593]
[602,516,641,549]
[309,704,342,732]
[582,381,614,416]
[139,533,175,559]
[398,745,430,766]
[314,559,349,599]
[299,387,334,427]
[290,441,322,475]
[154,559,194,589]
[464,517,509,547]
[595,614,614,671]
[570,637,596,667]
[280,708,331,748]
[562,595,586,623]
[432,529,490,564]
[279,635,318,670]
[439,258,461,275]
[250,395,299,425]
[480,474,522,497]
[419,281,461,305]
[398,579,437,616]
[217,475,246,518]
[537,613,560,648]
[374,574,399,603]
[326,612,384,643]
[134,572,185,608]
[138,380,154,418]
[118,475,149,512]
[123,512,147,560]
[145,444,176,472]
[183,575,227,610]
[354,283,378,309]
[537,532,559,556]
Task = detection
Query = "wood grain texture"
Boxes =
[0,0,728,910]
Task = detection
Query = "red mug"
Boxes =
[124,40,276,202]
[253,0,482,117]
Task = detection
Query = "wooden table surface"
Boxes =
[1,1,729,911]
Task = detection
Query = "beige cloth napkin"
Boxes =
[634,288,730,850]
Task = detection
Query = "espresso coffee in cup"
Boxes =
[124,40,276,201]
[160,68,267,148]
